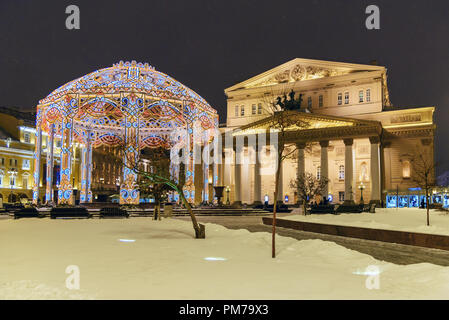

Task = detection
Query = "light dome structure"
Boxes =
[33,61,218,205]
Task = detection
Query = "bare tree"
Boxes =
[120,145,206,239]
[261,86,311,258]
[411,147,437,226]
[290,172,329,215]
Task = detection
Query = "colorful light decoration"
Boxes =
[33,61,218,205]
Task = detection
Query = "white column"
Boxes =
[32,126,42,205]
[234,147,242,206]
[202,144,210,203]
[320,141,329,199]
[45,124,55,204]
[344,139,354,203]
[253,145,262,205]
[370,136,381,204]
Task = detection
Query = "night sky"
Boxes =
[0,0,447,170]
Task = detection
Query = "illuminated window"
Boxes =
[252,104,256,115]
[339,165,345,180]
[402,160,411,178]
[359,90,364,103]
[345,92,349,104]
[24,133,30,143]
[337,93,342,105]
[317,166,321,180]
[22,159,30,170]
[319,95,323,108]
[366,89,371,102]
[257,103,262,114]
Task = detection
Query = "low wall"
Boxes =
[262,217,449,251]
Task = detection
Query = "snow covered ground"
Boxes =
[287,208,449,236]
[1,217,449,300]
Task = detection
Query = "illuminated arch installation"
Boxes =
[33,61,218,205]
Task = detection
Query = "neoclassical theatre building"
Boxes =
[221,58,435,207]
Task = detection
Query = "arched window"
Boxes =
[317,166,321,180]
[403,160,411,178]
[339,165,345,180]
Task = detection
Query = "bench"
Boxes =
[310,205,336,215]
[14,207,42,219]
[50,207,91,219]
[335,204,364,214]
[99,207,129,218]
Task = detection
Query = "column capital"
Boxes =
[343,138,354,146]
[369,136,381,144]
[319,140,329,148]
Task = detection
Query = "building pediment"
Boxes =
[225,58,385,92]
[234,111,381,133]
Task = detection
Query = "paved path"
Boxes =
[174,214,449,267]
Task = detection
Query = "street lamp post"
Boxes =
[358,182,365,205]
[225,186,230,206]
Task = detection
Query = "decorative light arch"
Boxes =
[33,60,218,205]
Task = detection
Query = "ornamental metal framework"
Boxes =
[33,61,218,205]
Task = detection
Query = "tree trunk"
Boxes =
[426,187,430,227]
[179,189,205,239]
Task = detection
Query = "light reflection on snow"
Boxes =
[204,257,227,261]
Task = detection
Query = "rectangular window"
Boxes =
[366,89,371,102]
[9,159,17,167]
[359,90,364,103]
[339,165,345,180]
[235,106,239,117]
[317,166,321,180]
[345,92,349,104]
[339,192,345,202]
[252,104,256,115]
[10,176,15,187]
[24,133,30,143]
[257,103,262,115]
[337,93,342,105]
[22,177,28,189]
[319,95,323,108]
[22,159,30,170]
[240,106,245,116]
[307,97,312,108]
[1,158,4,166]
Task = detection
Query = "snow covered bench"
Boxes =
[14,207,43,219]
[99,207,129,218]
[50,207,91,219]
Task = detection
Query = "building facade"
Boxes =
[221,58,436,207]
[0,107,37,205]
